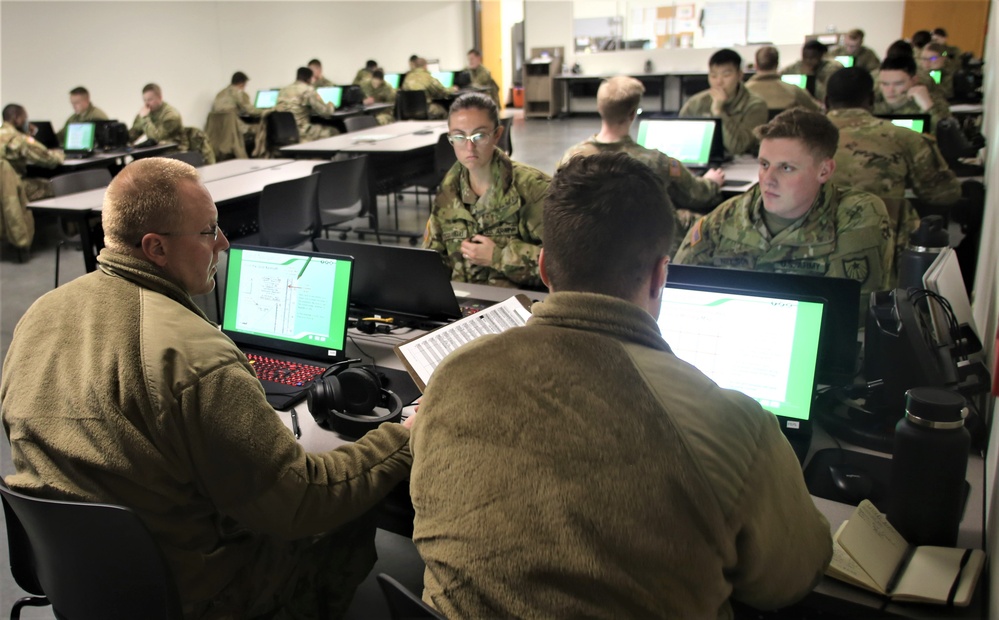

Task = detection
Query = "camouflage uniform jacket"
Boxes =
[57,104,109,143]
[313,76,335,88]
[745,73,821,112]
[128,102,185,146]
[402,68,450,101]
[352,69,373,86]
[679,83,769,156]
[0,122,65,176]
[828,45,881,73]
[673,183,894,305]
[211,85,260,117]
[424,147,549,288]
[361,80,397,105]
[468,65,501,104]
[275,81,335,137]
[781,59,843,103]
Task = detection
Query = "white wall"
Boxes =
[812,1,905,60]
[0,1,472,128]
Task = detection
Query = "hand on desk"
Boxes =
[703,167,725,186]
[461,235,494,267]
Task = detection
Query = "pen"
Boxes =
[291,409,302,440]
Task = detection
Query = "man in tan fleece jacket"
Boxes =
[410,152,832,618]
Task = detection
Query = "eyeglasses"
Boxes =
[135,224,224,247]
[447,129,496,146]
[921,55,941,62]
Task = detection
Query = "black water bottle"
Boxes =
[897,215,949,290]
[887,387,969,546]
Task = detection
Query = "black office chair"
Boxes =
[265,111,300,155]
[401,133,456,210]
[49,168,113,288]
[0,480,183,620]
[376,573,444,620]
[162,150,205,167]
[312,156,378,243]
[344,115,379,133]
[396,91,430,121]
[256,172,321,249]
[498,116,513,156]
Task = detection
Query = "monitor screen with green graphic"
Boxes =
[316,86,343,107]
[781,74,808,89]
[637,119,716,166]
[223,246,353,359]
[835,55,855,68]
[657,285,824,422]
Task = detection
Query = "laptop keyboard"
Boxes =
[246,353,327,387]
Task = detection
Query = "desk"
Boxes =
[27,158,326,272]
[28,142,178,178]
[554,71,752,116]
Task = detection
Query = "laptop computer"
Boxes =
[834,55,855,68]
[657,282,826,462]
[636,118,726,170]
[222,245,354,410]
[254,89,279,109]
[316,86,343,107]
[63,122,97,159]
[313,238,473,324]
[384,73,402,89]
[876,114,932,134]
[32,121,59,149]
[432,71,456,89]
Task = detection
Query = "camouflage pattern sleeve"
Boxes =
[306,90,336,117]
[828,189,894,298]
[128,114,147,142]
[720,90,768,156]
[497,166,548,286]
[672,193,742,263]
[6,133,64,169]
[663,155,722,212]
[906,134,961,207]
[143,106,184,144]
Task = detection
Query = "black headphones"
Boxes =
[306,359,403,438]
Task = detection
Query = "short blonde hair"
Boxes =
[102,157,200,253]
[597,76,644,124]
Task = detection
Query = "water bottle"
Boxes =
[887,387,969,546]
[897,215,948,290]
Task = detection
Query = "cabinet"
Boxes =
[523,47,564,119]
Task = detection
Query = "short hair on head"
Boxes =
[825,67,874,109]
[415,57,428,69]
[803,39,828,55]
[467,48,482,57]
[448,92,499,127]
[880,54,917,76]
[2,104,25,122]
[885,39,914,59]
[69,86,90,97]
[142,83,162,96]
[372,69,385,80]
[102,157,201,253]
[709,48,742,70]
[754,108,839,161]
[231,71,249,85]
[308,58,322,67]
[847,28,865,40]
[923,42,945,55]
[597,76,644,124]
[755,46,780,71]
[912,30,932,48]
[296,66,314,82]
[932,27,948,37]
[545,152,674,299]
[409,54,419,62]
[365,59,378,69]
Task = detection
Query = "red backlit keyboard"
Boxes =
[247,354,327,387]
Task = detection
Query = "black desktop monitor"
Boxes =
[454,70,472,88]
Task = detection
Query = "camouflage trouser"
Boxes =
[184,517,378,620]
[428,103,447,120]
[374,113,394,126]
[301,124,341,143]
[23,177,54,202]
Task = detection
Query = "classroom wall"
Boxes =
[0,1,472,129]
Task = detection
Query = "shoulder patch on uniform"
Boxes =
[690,218,702,245]
[843,257,870,283]
[669,158,682,177]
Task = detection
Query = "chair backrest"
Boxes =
[498,116,513,156]
[312,156,370,216]
[343,115,378,133]
[0,481,183,619]
[163,150,205,168]
[266,111,300,147]
[434,133,458,178]
[49,169,112,197]
[396,90,429,121]
[257,172,320,248]
[376,573,444,620]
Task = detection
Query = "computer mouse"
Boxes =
[828,464,874,503]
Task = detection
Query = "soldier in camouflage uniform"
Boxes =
[827,29,881,74]
[353,60,378,87]
[425,93,549,288]
[675,109,893,315]
[826,68,960,285]
[873,55,951,131]
[781,40,843,104]
[918,43,955,100]
[211,71,262,140]
[308,59,335,88]
[680,49,769,156]
[57,86,109,144]
[402,58,450,120]
[466,49,501,105]
[361,69,396,125]
[559,76,724,252]
[931,29,963,72]
[128,83,185,150]
[276,67,339,143]
[0,104,65,201]
[746,47,821,113]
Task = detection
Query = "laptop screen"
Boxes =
[780,74,809,89]
[254,89,279,109]
[433,71,455,89]
[835,55,855,68]
[636,119,717,167]
[222,246,353,360]
[657,284,825,426]
[384,73,402,89]
[64,122,96,152]
[877,114,931,134]
[316,86,343,107]
[929,69,942,84]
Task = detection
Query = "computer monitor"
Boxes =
[636,118,722,167]
[929,69,942,84]
[384,73,402,89]
[453,70,472,88]
[64,122,96,154]
[835,55,855,68]
[222,246,354,360]
[316,86,343,107]
[657,283,825,427]
[432,71,455,89]
[876,114,931,134]
[31,121,59,149]
[254,89,279,109]
[781,74,809,90]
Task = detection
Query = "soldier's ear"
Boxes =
[816,158,836,183]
